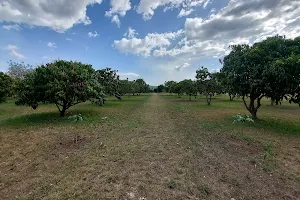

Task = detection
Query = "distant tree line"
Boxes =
[161,36,300,119]
[0,60,151,117]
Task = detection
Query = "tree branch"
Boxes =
[55,103,62,112]
[242,96,251,112]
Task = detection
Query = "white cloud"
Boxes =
[88,31,99,38]
[111,15,121,27]
[105,0,131,17]
[66,38,72,41]
[178,8,194,18]
[2,24,21,31]
[47,42,57,48]
[105,0,131,26]
[185,0,300,42]
[7,44,17,51]
[114,29,184,57]
[123,27,138,38]
[0,0,102,32]
[137,0,207,20]
[174,63,190,71]
[151,0,300,61]
[203,0,212,9]
[6,44,27,59]
[117,72,140,80]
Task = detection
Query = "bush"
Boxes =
[68,114,83,122]
[233,114,254,123]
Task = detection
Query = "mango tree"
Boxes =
[135,78,149,94]
[164,81,177,94]
[96,68,121,101]
[180,79,197,100]
[196,67,216,105]
[16,60,105,117]
[0,72,13,103]
[221,36,300,119]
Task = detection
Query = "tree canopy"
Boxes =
[196,67,217,105]
[15,60,105,117]
[95,68,121,100]
[221,36,300,119]
[0,72,13,103]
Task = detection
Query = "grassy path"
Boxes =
[1,94,299,199]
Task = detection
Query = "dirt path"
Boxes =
[117,94,300,199]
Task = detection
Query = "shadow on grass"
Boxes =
[1,109,102,128]
[253,118,300,136]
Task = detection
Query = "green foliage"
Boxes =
[119,79,131,95]
[0,72,13,103]
[135,78,150,94]
[95,68,121,100]
[233,114,254,123]
[15,60,105,117]
[221,36,300,119]
[119,78,150,95]
[171,80,197,99]
[196,67,217,104]
[263,143,276,172]
[68,114,84,122]
[180,79,197,100]
[157,84,165,93]
[164,81,177,93]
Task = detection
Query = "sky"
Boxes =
[1,0,300,85]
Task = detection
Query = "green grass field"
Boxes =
[0,94,299,199]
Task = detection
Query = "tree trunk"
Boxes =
[250,109,258,120]
[229,94,235,101]
[206,93,212,105]
[242,96,262,120]
[189,95,191,101]
[271,98,274,106]
[60,107,67,117]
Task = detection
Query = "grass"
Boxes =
[0,93,300,199]
[263,143,276,172]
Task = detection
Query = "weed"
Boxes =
[231,131,255,145]
[233,114,254,123]
[248,156,257,164]
[197,184,213,196]
[68,114,84,122]
[263,143,276,172]
[167,179,177,189]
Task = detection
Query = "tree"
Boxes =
[196,67,216,105]
[221,44,267,119]
[95,68,121,101]
[180,79,197,100]
[173,82,184,97]
[164,81,177,93]
[119,79,131,96]
[135,78,149,94]
[7,61,33,80]
[130,80,139,95]
[15,60,105,117]
[0,72,13,103]
[221,36,300,119]
[157,85,165,93]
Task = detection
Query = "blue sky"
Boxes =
[1,0,300,85]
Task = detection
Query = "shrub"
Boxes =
[68,114,84,122]
[233,114,254,123]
